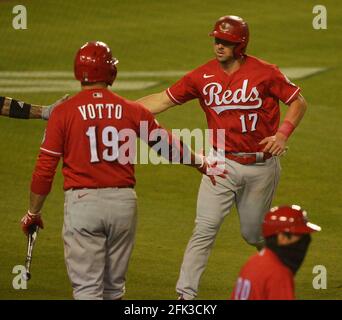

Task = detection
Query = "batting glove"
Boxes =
[21,211,44,235]
[197,156,228,186]
[41,94,69,120]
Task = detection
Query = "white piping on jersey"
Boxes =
[285,87,300,104]
[40,147,62,156]
[166,88,182,105]
[211,103,262,115]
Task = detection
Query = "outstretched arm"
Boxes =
[137,91,176,115]
[0,94,69,120]
[0,96,44,119]
[139,104,227,185]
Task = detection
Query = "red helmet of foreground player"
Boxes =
[262,205,321,238]
[74,41,119,86]
[209,15,249,58]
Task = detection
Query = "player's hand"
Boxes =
[41,94,70,120]
[21,211,44,235]
[259,132,287,156]
[196,156,228,186]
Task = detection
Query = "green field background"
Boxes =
[0,0,341,299]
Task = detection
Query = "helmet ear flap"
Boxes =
[108,65,117,86]
[233,42,247,59]
[107,58,119,85]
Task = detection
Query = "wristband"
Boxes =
[9,99,31,119]
[277,120,295,138]
[28,210,41,217]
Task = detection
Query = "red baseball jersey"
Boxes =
[166,55,301,152]
[31,88,162,194]
[231,248,295,300]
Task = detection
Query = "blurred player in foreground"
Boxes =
[231,205,321,300]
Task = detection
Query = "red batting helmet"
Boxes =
[74,41,118,86]
[209,15,249,58]
[262,205,321,238]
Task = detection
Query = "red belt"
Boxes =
[71,185,134,191]
[225,152,273,165]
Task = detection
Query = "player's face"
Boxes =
[213,38,235,63]
[278,233,302,245]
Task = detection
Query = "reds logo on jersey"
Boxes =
[202,79,262,114]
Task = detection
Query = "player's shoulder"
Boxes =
[48,90,102,119]
[185,59,218,78]
[194,59,218,71]
[246,55,279,73]
[53,92,82,110]
[244,248,283,271]
[115,93,146,111]
[48,93,79,119]
[113,92,153,120]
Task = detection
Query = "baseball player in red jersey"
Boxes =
[231,205,321,300]
[19,41,225,300]
[137,15,308,299]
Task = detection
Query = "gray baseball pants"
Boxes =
[176,156,281,299]
[63,187,137,300]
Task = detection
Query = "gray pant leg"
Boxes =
[63,190,107,300]
[236,157,281,246]
[176,174,236,300]
[63,188,137,300]
[103,189,137,300]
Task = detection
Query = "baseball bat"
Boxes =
[22,224,39,281]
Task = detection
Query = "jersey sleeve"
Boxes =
[137,103,161,134]
[136,103,188,163]
[166,72,199,105]
[39,109,65,157]
[269,67,301,105]
[31,109,64,195]
[31,153,60,195]
[265,270,295,300]
[127,101,161,136]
